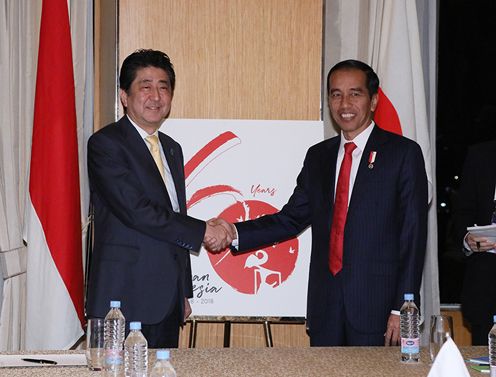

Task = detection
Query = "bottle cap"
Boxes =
[493,314,496,323]
[129,321,141,330]
[110,300,121,308]
[156,349,170,360]
[404,293,414,301]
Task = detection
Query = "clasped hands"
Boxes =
[203,218,237,252]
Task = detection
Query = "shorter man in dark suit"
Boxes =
[453,140,496,345]
[86,49,231,348]
[207,60,428,346]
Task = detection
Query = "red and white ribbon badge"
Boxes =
[368,151,377,169]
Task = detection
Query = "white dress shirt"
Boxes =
[334,121,375,201]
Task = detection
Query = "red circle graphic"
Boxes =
[207,200,299,295]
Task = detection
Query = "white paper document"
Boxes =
[467,224,496,242]
[0,353,86,368]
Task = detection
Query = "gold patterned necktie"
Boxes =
[145,135,166,182]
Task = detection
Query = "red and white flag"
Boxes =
[25,0,84,349]
[372,1,433,194]
[368,1,438,331]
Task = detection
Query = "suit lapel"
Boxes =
[323,137,340,211]
[120,117,173,207]
[159,132,186,214]
[349,126,388,209]
[120,117,160,180]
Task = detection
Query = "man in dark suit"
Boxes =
[208,60,428,346]
[453,140,496,345]
[86,49,230,348]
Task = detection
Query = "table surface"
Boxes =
[0,346,488,377]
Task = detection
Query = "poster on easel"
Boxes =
[163,119,323,317]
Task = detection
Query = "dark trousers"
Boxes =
[470,322,492,346]
[140,298,181,348]
[310,274,385,346]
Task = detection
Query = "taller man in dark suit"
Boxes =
[453,140,496,345]
[208,60,428,346]
[86,49,230,348]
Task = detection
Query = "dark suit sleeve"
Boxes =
[184,252,193,297]
[453,148,479,244]
[88,131,206,252]
[394,142,428,310]
[235,154,312,251]
[452,146,495,246]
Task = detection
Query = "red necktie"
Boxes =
[329,142,356,275]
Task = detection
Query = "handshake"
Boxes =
[203,218,237,252]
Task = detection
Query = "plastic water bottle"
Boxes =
[400,293,420,363]
[124,321,148,377]
[104,300,126,376]
[489,315,496,377]
[150,349,177,377]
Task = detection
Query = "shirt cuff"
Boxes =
[231,225,239,248]
[390,310,400,316]
[462,233,473,256]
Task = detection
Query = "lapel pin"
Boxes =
[368,151,377,169]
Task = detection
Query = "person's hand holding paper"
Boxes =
[466,224,496,253]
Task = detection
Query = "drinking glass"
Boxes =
[429,314,454,362]
[85,318,105,370]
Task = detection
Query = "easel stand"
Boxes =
[187,316,305,348]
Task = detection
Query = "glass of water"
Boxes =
[429,314,454,362]
[86,318,105,370]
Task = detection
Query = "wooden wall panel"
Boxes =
[119,0,322,120]
[178,321,310,348]
[94,0,118,131]
[111,0,323,348]
[271,323,310,347]
[177,311,472,349]
[179,322,226,348]
[440,309,472,346]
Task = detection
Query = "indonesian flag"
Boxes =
[25,0,84,350]
[372,1,433,195]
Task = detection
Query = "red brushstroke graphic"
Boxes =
[185,131,240,185]
[185,130,299,295]
[187,185,242,209]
